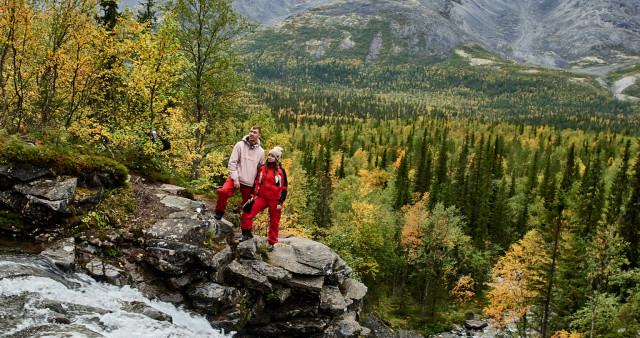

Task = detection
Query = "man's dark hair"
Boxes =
[251,126,262,135]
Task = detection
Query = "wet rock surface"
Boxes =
[0,165,113,226]
[3,167,372,337]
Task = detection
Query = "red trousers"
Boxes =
[215,177,252,214]
[242,196,282,244]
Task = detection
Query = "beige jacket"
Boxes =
[228,135,265,186]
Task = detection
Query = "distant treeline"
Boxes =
[246,58,639,133]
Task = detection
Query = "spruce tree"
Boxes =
[430,132,449,208]
[380,148,388,169]
[534,191,570,338]
[313,145,333,234]
[137,0,157,27]
[539,149,558,211]
[394,154,411,209]
[576,146,605,237]
[516,150,539,237]
[98,0,119,31]
[560,144,577,191]
[332,123,343,152]
[338,154,345,179]
[413,131,432,195]
[451,134,470,210]
[621,148,640,268]
[488,178,511,249]
[605,140,631,223]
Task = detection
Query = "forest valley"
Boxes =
[1,0,639,336]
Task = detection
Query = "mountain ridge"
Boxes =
[234,0,640,68]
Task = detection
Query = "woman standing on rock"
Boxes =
[240,146,288,250]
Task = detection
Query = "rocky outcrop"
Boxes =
[0,164,117,228]
[36,178,369,337]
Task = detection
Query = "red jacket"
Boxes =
[251,163,288,204]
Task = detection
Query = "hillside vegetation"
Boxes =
[1,0,639,336]
[244,46,639,133]
[240,48,640,335]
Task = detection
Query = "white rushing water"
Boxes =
[0,255,232,338]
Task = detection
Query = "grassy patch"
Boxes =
[623,83,640,98]
[79,186,137,231]
[606,62,640,82]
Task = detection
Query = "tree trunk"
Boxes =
[420,277,430,316]
[541,217,561,338]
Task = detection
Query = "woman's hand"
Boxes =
[276,204,282,211]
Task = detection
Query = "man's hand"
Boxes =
[233,180,240,189]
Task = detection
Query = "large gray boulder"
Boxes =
[41,237,76,270]
[187,281,241,315]
[326,256,353,286]
[0,165,50,182]
[14,177,77,201]
[144,218,210,246]
[362,314,396,338]
[24,194,71,216]
[465,320,488,330]
[267,238,336,276]
[224,260,273,293]
[197,246,234,270]
[84,258,127,286]
[144,240,198,275]
[0,164,117,226]
[342,278,368,312]
[325,312,363,337]
[289,274,325,294]
[121,301,173,322]
[320,285,348,315]
[0,177,79,222]
[276,236,339,274]
[159,195,204,212]
[236,237,261,259]
[244,259,292,283]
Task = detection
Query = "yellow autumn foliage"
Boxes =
[484,229,549,330]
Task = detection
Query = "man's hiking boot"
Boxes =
[214,211,224,220]
[239,230,253,242]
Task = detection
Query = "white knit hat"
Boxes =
[269,146,283,162]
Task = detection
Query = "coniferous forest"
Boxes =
[1,0,639,336]
[243,56,640,336]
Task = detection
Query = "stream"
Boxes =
[0,238,231,338]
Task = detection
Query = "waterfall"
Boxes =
[0,254,232,337]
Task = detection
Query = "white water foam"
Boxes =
[0,257,232,338]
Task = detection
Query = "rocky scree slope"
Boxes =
[237,0,640,68]
[448,0,640,68]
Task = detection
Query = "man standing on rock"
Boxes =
[214,126,264,220]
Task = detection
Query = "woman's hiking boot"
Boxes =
[239,230,253,242]
[214,211,224,220]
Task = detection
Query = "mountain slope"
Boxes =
[232,0,336,27]
[239,0,473,63]
[448,0,640,67]
[237,0,640,68]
